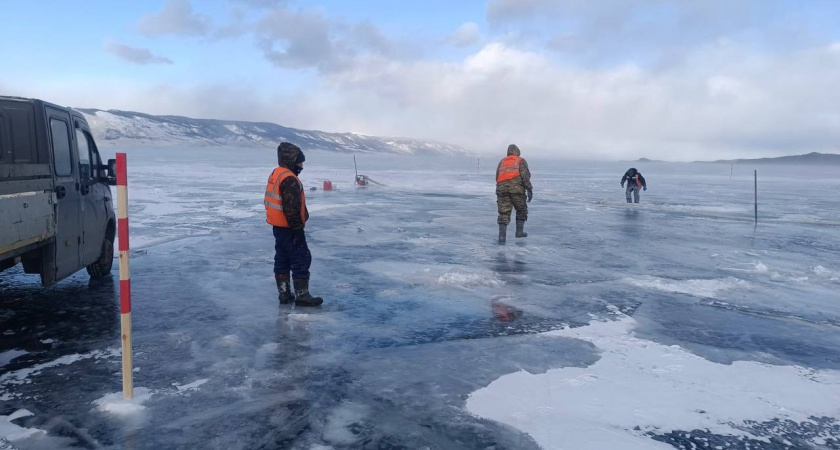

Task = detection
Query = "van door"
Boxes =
[74,124,107,265]
[46,108,83,280]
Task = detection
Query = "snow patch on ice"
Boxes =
[307,202,371,213]
[625,276,747,298]
[733,261,769,274]
[467,315,840,450]
[173,379,209,392]
[814,265,833,276]
[93,387,155,416]
[5,411,33,422]
[661,204,745,214]
[0,409,43,442]
[217,335,243,348]
[287,313,333,323]
[322,401,370,445]
[437,270,505,288]
[216,205,256,220]
[0,350,27,367]
[813,265,840,282]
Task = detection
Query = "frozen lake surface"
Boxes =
[2,147,840,449]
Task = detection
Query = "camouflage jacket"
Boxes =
[277,143,310,230]
[279,176,310,230]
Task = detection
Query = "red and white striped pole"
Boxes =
[116,153,134,399]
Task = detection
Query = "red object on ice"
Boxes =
[323,180,333,191]
[492,301,521,322]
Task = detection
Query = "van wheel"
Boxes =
[87,238,114,278]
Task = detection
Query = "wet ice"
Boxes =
[1,148,840,449]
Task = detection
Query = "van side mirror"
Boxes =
[105,159,117,186]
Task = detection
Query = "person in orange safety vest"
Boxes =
[265,142,323,307]
[495,144,533,244]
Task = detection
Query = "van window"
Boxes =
[76,129,91,179]
[88,132,104,178]
[50,119,72,176]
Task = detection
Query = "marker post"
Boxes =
[116,153,134,399]
[754,170,758,226]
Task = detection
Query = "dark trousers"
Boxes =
[273,226,312,279]
[625,185,641,203]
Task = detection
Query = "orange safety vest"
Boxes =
[496,156,522,184]
[264,167,307,227]
[631,174,642,187]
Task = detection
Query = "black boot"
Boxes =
[293,278,324,307]
[275,274,295,304]
[498,224,507,245]
[515,220,528,238]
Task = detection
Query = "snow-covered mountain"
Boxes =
[76,109,466,156]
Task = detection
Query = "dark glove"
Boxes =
[527,189,533,203]
[620,182,624,188]
[643,186,647,191]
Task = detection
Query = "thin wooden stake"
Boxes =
[754,169,758,226]
[116,153,134,399]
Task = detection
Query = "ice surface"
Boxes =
[2,148,839,448]
[0,349,119,398]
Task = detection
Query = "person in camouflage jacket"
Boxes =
[495,144,533,244]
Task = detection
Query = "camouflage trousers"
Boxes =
[625,185,641,203]
[497,184,528,225]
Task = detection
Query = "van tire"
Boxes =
[87,237,114,278]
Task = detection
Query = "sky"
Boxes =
[1,0,839,160]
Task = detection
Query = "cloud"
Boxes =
[445,22,482,48]
[350,22,402,58]
[485,0,828,69]
[26,1,839,160]
[545,33,577,52]
[487,0,564,22]
[289,40,840,160]
[256,8,339,70]
[104,42,173,65]
[137,0,210,37]
[255,8,415,72]
[213,7,251,39]
[33,39,840,161]
[232,0,288,8]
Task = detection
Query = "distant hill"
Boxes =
[702,152,840,165]
[75,109,466,156]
